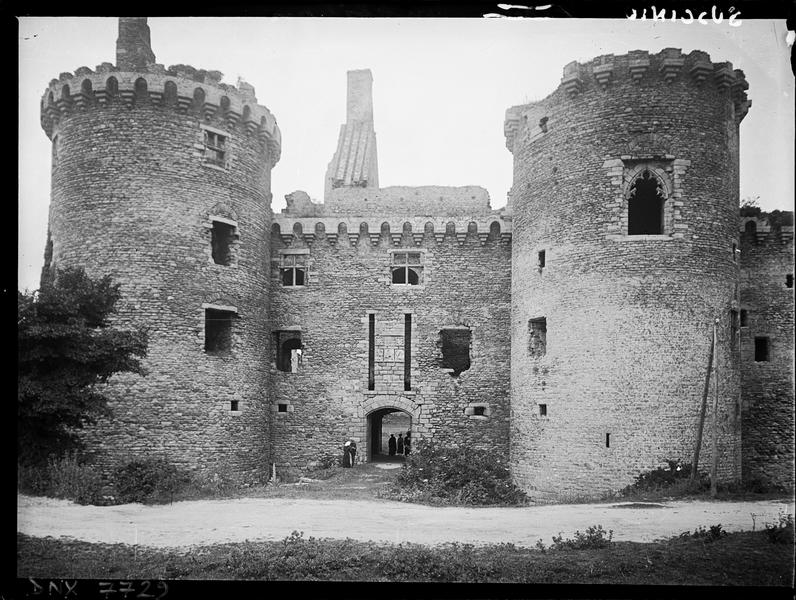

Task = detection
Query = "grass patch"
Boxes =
[18,452,104,505]
[16,528,794,584]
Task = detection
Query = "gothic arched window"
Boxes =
[628,169,665,235]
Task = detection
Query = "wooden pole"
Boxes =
[710,318,719,498]
[692,329,714,481]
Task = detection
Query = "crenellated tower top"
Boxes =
[504,48,751,153]
[40,17,281,163]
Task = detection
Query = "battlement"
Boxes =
[40,63,281,162]
[505,48,750,151]
[740,212,794,245]
[271,215,512,249]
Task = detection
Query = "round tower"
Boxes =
[505,49,750,499]
[39,18,282,482]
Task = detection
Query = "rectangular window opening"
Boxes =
[740,309,748,327]
[230,400,239,412]
[391,252,423,285]
[473,406,486,416]
[211,221,235,266]
[539,404,547,417]
[439,328,471,377]
[277,403,288,413]
[538,250,546,269]
[204,130,226,165]
[275,331,302,372]
[280,253,308,287]
[528,317,547,357]
[404,314,412,391]
[605,433,611,448]
[787,274,794,289]
[368,314,375,390]
[754,337,770,362]
[732,243,737,262]
[204,308,235,354]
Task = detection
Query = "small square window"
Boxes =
[280,254,308,286]
[230,400,239,412]
[754,337,770,362]
[539,404,547,417]
[787,274,793,289]
[473,406,486,416]
[277,403,288,413]
[203,130,226,165]
[391,252,423,285]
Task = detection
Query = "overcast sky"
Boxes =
[18,17,794,292]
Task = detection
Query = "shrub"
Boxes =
[18,451,103,505]
[113,458,190,504]
[621,460,709,497]
[678,524,727,543]
[385,442,527,506]
[541,525,614,551]
[764,512,794,545]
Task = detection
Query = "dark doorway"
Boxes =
[367,408,411,461]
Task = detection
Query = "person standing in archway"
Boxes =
[404,431,411,456]
[388,433,397,456]
[397,433,404,456]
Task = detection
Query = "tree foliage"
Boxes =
[18,268,148,464]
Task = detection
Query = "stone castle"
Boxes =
[38,18,793,498]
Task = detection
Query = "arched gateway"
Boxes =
[362,396,418,462]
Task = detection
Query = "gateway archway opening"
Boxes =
[368,408,412,462]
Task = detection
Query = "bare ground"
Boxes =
[17,462,794,550]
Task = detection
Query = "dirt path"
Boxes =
[18,493,793,549]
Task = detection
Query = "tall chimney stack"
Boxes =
[116,17,156,71]
[346,69,374,123]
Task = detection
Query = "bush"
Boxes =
[384,442,527,506]
[113,458,190,504]
[764,512,794,545]
[679,524,727,543]
[18,451,103,505]
[537,525,614,551]
[621,460,709,497]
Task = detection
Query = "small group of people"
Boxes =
[387,431,411,457]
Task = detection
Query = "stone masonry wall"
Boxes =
[269,211,511,476]
[325,186,491,216]
[42,70,279,484]
[739,216,795,489]
[506,50,748,500]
